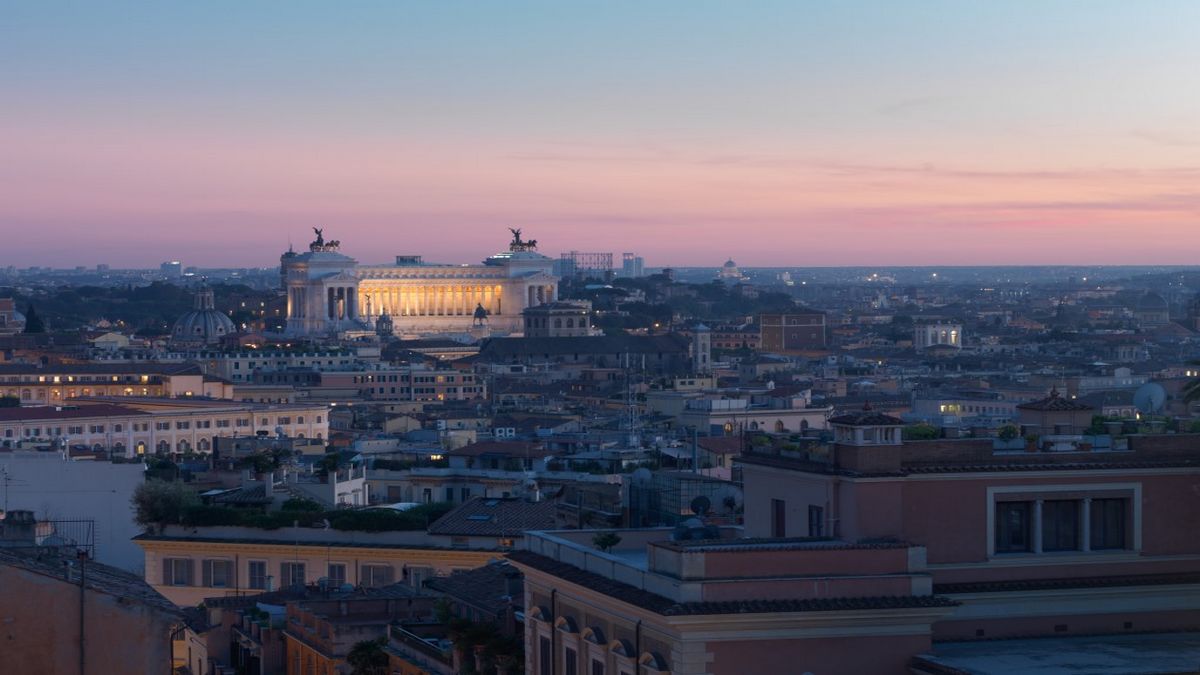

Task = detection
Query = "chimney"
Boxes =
[0,510,37,546]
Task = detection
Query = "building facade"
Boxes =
[283,230,559,337]
[760,312,827,352]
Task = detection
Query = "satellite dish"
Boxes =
[713,485,744,514]
[631,468,653,485]
[1133,383,1166,414]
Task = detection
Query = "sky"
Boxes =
[4,1,1200,268]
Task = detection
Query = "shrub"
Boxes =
[132,480,199,527]
[281,497,323,512]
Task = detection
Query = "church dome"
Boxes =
[1137,291,1168,310]
[723,259,738,268]
[171,289,236,346]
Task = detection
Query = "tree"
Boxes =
[132,480,199,529]
[902,424,940,441]
[346,638,388,675]
[593,531,622,553]
[997,424,1020,441]
[23,304,45,333]
[0,396,18,408]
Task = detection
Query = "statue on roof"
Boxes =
[312,227,324,247]
[508,227,538,252]
[473,303,489,326]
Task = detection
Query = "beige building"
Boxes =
[0,362,233,404]
[135,525,497,606]
[0,397,330,456]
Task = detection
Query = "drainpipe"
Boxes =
[634,619,642,671]
[78,554,86,675]
[168,623,188,675]
[550,589,557,675]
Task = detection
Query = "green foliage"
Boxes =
[902,424,940,441]
[592,531,622,553]
[997,424,1020,441]
[132,480,199,528]
[0,396,19,408]
[1188,419,1200,433]
[281,497,323,512]
[347,638,388,675]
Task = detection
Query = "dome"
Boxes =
[723,259,738,268]
[171,289,236,346]
[1137,291,1168,310]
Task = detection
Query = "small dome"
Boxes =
[1137,292,1168,310]
[723,259,738,268]
[171,289,236,346]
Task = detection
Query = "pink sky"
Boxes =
[5,3,1200,268]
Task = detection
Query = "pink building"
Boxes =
[740,408,1200,670]
[509,527,955,675]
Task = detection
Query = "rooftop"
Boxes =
[428,497,557,537]
[912,632,1200,675]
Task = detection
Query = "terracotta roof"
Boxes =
[507,550,956,616]
[696,436,744,456]
[0,404,150,422]
[0,548,182,618]
[1016,389,1095,412]
[428,497,557,537]
[425,560,522,615]
[449,441,541,458]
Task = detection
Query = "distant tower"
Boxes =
[692,323,712,375]
[280,244,297,291]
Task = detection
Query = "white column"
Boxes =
[1033,499,1044,553]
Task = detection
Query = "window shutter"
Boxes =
[202,560,212,587]
[185,559,195,586]
[162,558,171,585]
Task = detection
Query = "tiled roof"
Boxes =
[0,404,151,422]
[507,550,956,616]
[449,441,541,459]
[428,497,557,537]
[0,548,182,618]
[425,560,523,615]
[696,436,744,456]
[1016,390,1095,412]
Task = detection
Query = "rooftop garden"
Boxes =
[132,480,454,532]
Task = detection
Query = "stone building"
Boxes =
[282,229,559,337]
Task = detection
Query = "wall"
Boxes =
[709,634,930,675]
[0,564,176,674]
[0,452,144,571]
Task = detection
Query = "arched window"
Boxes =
[775,420,786,433]
[566,318,574,328]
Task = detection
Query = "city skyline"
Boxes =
[6,1,1200,267]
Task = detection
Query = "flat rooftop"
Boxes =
[913,633,1200,675]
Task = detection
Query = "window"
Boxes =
[592,659,605,675]
[156,422,171,431]
[360,564,394,587]
[281,562,306,588]
[1042,500,1080,552]
[202,559,232,588]
[995,501,1033,553]
[1091,498,1127,549]
[539,637,552,675]
[162,558,193,586]
[248,561,268,590]
[327,563,346,587]
[176,421,190,430]
[565,648,578,675]
[771,498,786,537]
[808,505,824,537]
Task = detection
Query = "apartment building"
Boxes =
[0,397,329,456]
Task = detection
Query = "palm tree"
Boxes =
[347,638,387,675]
